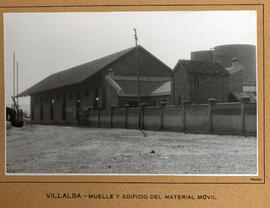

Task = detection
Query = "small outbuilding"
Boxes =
[171,60,229,104]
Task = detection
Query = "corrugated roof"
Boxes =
[176,60,228,75]
[19,46,135,96]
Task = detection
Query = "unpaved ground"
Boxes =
[6,124,257,174]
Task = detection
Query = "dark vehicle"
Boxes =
[6,106,24,127]
[6,96,24,127]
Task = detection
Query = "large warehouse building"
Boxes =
[19,46,172,124]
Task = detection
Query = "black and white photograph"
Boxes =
[5,11,257,175]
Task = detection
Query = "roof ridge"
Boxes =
[19,46,136,97]
[51,46,135,76]
[176,59,228,75]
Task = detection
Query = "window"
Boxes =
[161,100,167,106]
[128,101,138,107]
[198,75,202,88]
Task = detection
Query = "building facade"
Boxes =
[191,44,256,100]
[19,46,172,124]
[171,60,228,105]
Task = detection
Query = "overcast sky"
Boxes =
[4,11,256,108]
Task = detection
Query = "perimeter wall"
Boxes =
[85,101,256,136]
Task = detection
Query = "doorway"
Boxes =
[62,95,66,120]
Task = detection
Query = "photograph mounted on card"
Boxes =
[1,6,264,184]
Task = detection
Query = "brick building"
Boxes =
[19,46,172,124]
[171,60,228,104]
[191,44,257,102]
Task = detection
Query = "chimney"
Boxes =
[232,57,240,67]
[108,68,114,77]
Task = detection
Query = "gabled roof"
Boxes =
[19,46,135,97]
[174,59,228,75]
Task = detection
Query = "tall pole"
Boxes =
[16,61,19,108]
[133,28,141,128]
[13,52,15,110]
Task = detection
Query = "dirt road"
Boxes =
[6,124,257,174]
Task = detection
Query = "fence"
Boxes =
[84,99,256,136]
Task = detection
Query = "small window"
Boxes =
[161,100,167,105]
[198,76,201,88]
[128,101,138,107]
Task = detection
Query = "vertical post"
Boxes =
[125,104,130,129]
[160,101,166,131]
[16,61,19,109]
[208,98,217,133]
[141,103,147,130]
[110,106,116,128]
[98,107,101,128]
[133,28,141,129]
[13,52,15,110]
[240,96,250,135]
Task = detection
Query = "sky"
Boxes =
[4,11,257,110]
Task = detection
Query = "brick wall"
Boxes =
[172,64,228,104]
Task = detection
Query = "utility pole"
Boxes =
[13,52,15,110]
[16,61,19,109]
[133,28,141,129]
